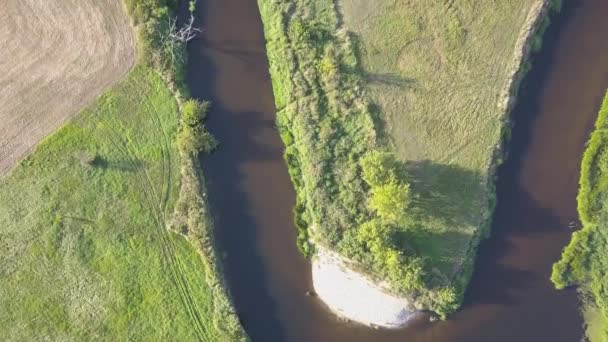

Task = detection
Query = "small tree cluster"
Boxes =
[360,150,411,224]
[178,99,217,155]
[351,151,425,292]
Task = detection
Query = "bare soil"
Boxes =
[0,0,135,176]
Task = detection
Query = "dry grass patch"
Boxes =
[0,0,135,176]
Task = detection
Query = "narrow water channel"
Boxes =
[185,0,608,341]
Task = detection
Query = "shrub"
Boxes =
[356,219,394,256]
[182,99,209,127]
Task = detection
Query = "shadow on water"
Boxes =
[199,108,286,341]
[181,1,287,341]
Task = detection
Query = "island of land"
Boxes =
[257,0,559,325]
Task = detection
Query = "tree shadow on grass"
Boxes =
[393,228,475,285]
[92,158,147,173]
[391,178,561,307]
[406,159,485,229]
[366,72,416,88]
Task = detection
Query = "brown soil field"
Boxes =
[0,0,136,176]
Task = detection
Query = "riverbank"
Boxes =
[0,1,246,339]
[312,246,419,327]
[257,0,557,323]
[112,1,247,339]
[552,92,608,341]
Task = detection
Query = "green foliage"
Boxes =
[178,99,217,155]
[258,0,548,317]
[553,91,608,340]
[433,287,460,319]
[355,219,425,292]
[259,0,377,252]
[182,99,209,126]
[360,150,412,223]
[124,0,187,86]
[360,150,399,187]
[338,0,550,313]
[356,219,394,256]
[369,182,411,224]
[0,0,247,339]
[258,0,510,316]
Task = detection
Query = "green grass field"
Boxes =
[552,92,608,342]
[258,0,549,315]
[0,0,247,339]
[0,66,242,340]
[340,0,554,289]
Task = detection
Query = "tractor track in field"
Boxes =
[92,75,214,341]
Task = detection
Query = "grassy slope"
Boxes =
[0,1,247,340]
[258,0,547,316]
[552,93,608,342]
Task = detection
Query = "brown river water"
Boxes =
[184,0,608,341]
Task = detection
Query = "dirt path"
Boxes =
[0,0,136,176]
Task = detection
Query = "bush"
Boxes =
[359,150,411,224]
[182,99,209,127]
[355,219,425,292]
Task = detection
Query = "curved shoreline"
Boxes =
[450,0,555,290]
[185,0,602,339]
[312,247,420,328]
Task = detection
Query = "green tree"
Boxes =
[386,251,425,291]
[360,150,398,187]
[356,219,393,256]
[369,181,411,223]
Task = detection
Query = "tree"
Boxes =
[360,150,398,187]
[369,181,411,224]
[356,219,393,256]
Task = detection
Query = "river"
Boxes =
[185,0,608,341]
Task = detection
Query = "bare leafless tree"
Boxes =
[168,14,201,43]
[160,2,202,63]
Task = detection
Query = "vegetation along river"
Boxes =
[184,0,608,341]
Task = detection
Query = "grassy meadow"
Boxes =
[258,0,552,316]
[0,0,246,340]
[0,66,243,341]
[552,92,608,341]
[340,0,553,292]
